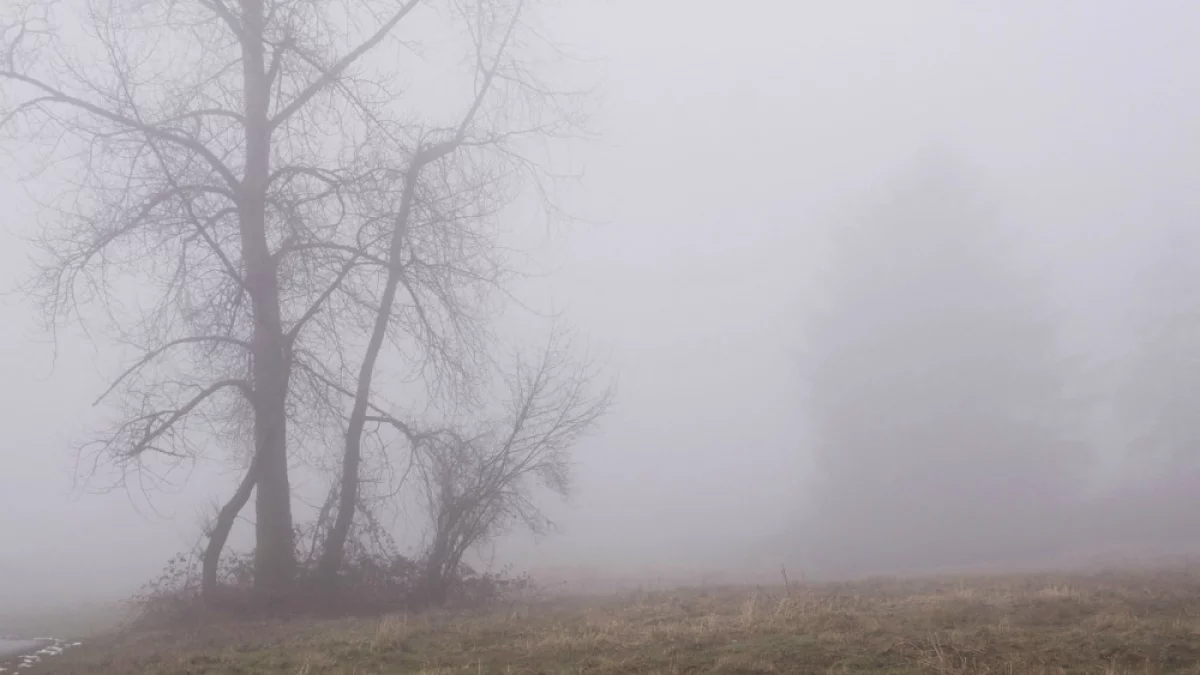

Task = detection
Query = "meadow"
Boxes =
[24,566,1200,674]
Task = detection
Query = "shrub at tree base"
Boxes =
[132,537,531,626]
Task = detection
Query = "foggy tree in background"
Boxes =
[801,155,1084,575]
[0,0,581,596]
[1060,224,1200,558]
[1117,225,1200,480]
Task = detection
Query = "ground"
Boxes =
[25,567,1200,674]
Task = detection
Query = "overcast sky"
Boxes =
[2,0,1198,607]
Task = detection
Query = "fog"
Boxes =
[2,0,1200,611]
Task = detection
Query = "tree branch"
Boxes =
[268,0,423,130]
[95,336,251,406]
[0,70,242,189]
[411,0,524,166]
[119,378,253,459]
[284,252,362,350]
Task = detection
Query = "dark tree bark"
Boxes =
[238,0,296,594]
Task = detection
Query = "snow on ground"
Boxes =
[0,638,81,670]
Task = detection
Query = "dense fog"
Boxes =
[2,1,1199,612]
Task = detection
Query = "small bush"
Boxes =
[130,532,531,626]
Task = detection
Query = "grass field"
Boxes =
[27,567,1200,674]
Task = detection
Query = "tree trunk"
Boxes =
[316,277,400,585]
[241,0,295,596]
[423,568,449,606]
[250,337,294,595]
[422,554,449,606]
[419,519,455,606]
[317,166,421,584]
[202,455,258,599]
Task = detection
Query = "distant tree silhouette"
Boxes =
[801,153,1085,575]
[1117,224,1200,480]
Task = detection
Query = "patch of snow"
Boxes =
[0,636,75,669]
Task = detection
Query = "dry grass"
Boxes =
[30,567,1200,674]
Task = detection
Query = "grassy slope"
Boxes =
[37,568,1200,674]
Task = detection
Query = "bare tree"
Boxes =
[313,0,579,585]
[411,330,611,604]
[1,0,581,596]
[2,0,586,598]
